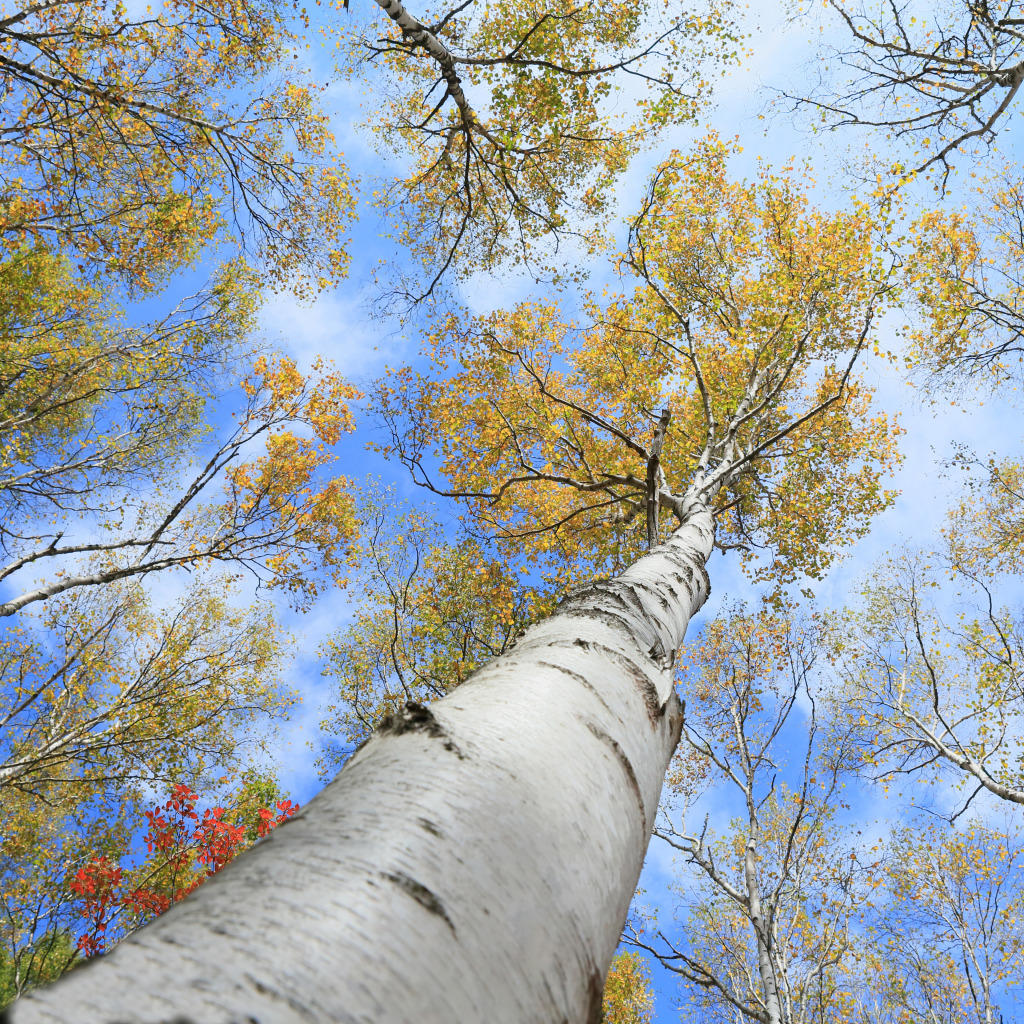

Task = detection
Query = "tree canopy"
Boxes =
[4,0,1024,1019]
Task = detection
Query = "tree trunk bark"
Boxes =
[5,508,714,1024]
[744,837,783,1024]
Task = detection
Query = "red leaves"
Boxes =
[71,784,298,957]
[69,858,124,956]
[256,799,298,838]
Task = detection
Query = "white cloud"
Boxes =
[259,286,409,380]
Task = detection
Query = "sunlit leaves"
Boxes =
[340,0,742,296]
[317,495,548,770]
[601,952,654,1024]
[374,141,902,591]
[907,172,1024,386]
[0,576,296,795]
[0,0,355,294]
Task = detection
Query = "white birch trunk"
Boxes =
[5,508,714,1024]
[744,838,783,1024]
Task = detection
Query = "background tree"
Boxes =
[0,268,356,990]
[0,0,354,292]
[860,821,1024,1024]
[904,174,1024,386]
[0,933,75,1013]
[0,577,294,795]
[0,576,296,996]
[0,263,360,620]
[832,540,1024,814]
[68,779,297,961]
[631,608,871,1024]
[0,0,362,982]
[0,777,132,1006]
[602,951,656,1024]
[822,154,1024,817]
[317,495,547,769]
[337,0,743,298]
[794,0,1024,184]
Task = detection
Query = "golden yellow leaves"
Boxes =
[224,356,361,601]
[863,822,1024,1024]
[905,169,1024,385]
[601,952,654,1024]
[0,0,355,296]
[317,497,549,768]
[343,0,742,293]
[375,141,902,591]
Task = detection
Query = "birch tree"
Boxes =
[5,142,902,1024]
[903,172,1024,387]
[629,609,870,1024]
[794,0,1024,184]
[861,822,1024,1024]
[0,258,359,621]
[338,0,743,298]
[317,497,546,770]
[832,543,1024,815]
[0,0,354,292]
[375,141,901,588]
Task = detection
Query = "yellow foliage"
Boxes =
[373,140,902,591]
[317,493,551,770]
[340,0,743,291]
[0,0,354,294]
[601,952,654,1024]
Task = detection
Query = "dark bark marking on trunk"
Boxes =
[535,659,614,716]
[559,606,639,636]
[669,692,685,748]
[378,701,466,759]
[582,721,647,832]
[247,973,320,1022]
[382,871,457,935]
[585,963,606,1024]
[589,581,648,618]
[656,548,711,602]
[417,817,444,838]
[541,975,571,1024]
[578,641,663,724]
[647,637,673,671]
[556,577,611,608]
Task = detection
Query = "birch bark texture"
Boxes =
[5,509,714,1024]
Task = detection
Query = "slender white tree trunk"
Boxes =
[744,837,783,1024]
[6,508,714,1024]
